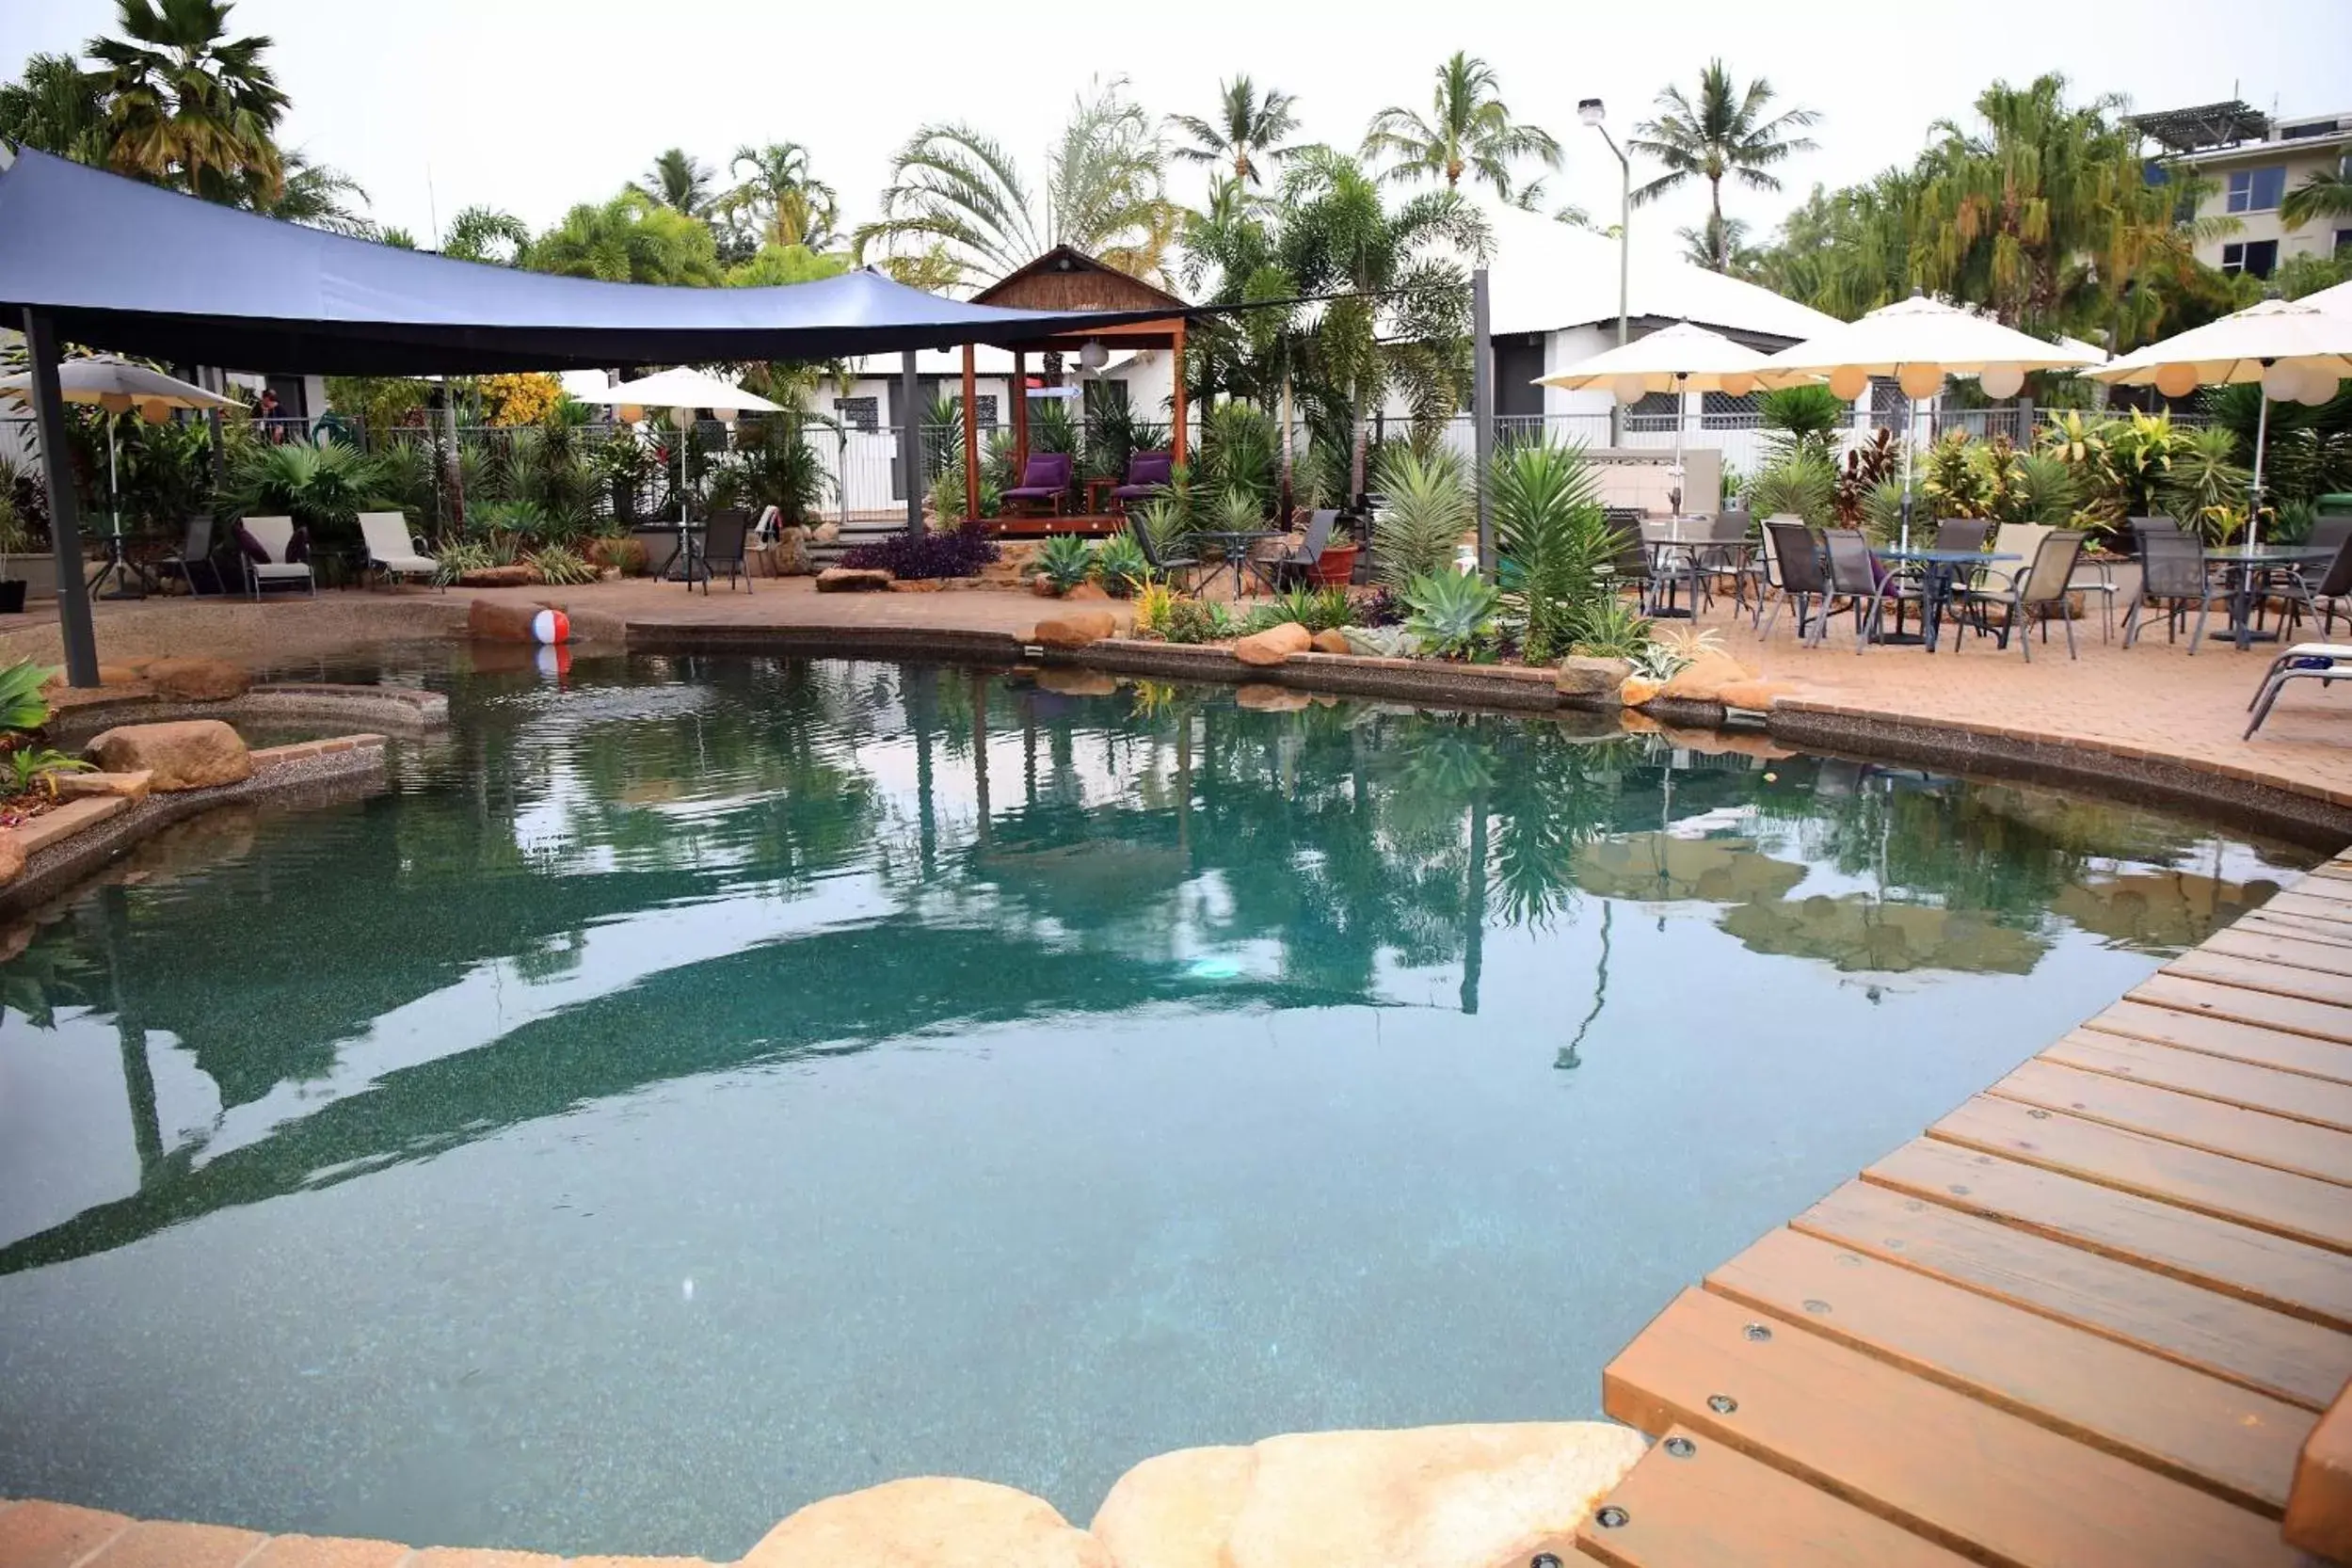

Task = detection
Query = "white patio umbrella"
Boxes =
[571,369,783,581]
[1537,321,1794,508]
[2088,296,2352,552]
[1758,295,2106,549]
[0,355,238,547]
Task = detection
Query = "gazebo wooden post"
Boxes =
[1012,348,1029,474]
[1171,318,1189,466]
[961,344,981,524]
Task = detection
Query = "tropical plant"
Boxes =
[731,412,837,524]
[632,147,715,216]
[720,140,840,251]
[0,661,57,734]
[1630,625,1725,681]
[0,53,113,168]
[1095,531,1153,596]
[1160,598,1235,644]
[1128,496,1191,560]
[1402,568,1501,658]
[1199,403,1277,504]
[1834,427,1901,527]
[522,545,599,586]
[1859,478,1909,539]
[856,77,1175,290]
[1362,52,1560,200]
[225,438,388,549]
[432,540,494,584]
[1569,594,1652,659]
[2158,426,2251,544]
[1629,60,1818,272]
[1744,449,1837,526]
[1211,483,1268,536]
[528,191,723,285]
[477,373,561,427]
[1036,532,1097,592]
[1081,404,1168,487]
[442,204,531,264]
[7,746,93,797]
[87,0,290,202]
[247,150,370,234]
[1371,444,1472,588]
[1677,214,1762,275]
[1170,76,1301,185]
[1756,385,1844,464]
[1489,440,1613,662]
[2282,168,2352,232]
[838,520,1000,581]
[1272,584,1354,632]
[1130,580,1177,636]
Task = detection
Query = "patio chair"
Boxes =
[1820,527,1915,652]
[358,511,439,591]
[1256,509,1336,594]
[157,516,221,597]
[1956,530,2088,661]
[1599,523,1654,610]
[1002,452,1074,517]
[2245,642,2352,738]
[1931,518,1991,554]
[1110,451,1174,511]
[2124,522,2225,653]
[1759,520,1831,643]
[236,515,312,599]
[2275,524,2352,637]
[1129,513,1199,593]
[1698,508,1756,612]
[697,509,753,594]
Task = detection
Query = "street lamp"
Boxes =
[1580,97,1631,444]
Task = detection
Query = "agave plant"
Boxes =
[1129,496,1190,560]
[1037,533,1097,593]
[1372,445,1472,589]
[1402,568,1499,658]
[1095,532,1153,596]
[0,659,56,734]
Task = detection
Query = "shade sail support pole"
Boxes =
[23,310,98,687]
[901,350,922,538]
[2248,375,2271,556]
[961,344,981,525]
[1472,267,1495,579]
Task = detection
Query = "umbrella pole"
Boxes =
[1672,373,1686,513]
[2247,386,2270,556]
[678,416,691,586]
[1899,399,1915,553]
[108,417,121,540]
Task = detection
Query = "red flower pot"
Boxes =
[1310,543,1359,585]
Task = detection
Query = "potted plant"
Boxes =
[0,488,30,614]
[1311,515,1360,585]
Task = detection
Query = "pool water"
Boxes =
[0,649,2312,1557]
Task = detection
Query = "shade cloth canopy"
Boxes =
[0,147,1192,375]
[1759,294,2105,388]
[2086,296,2352,387]
[0,353,238,411]
[570,368,784,414]
[1535,320,1784,395]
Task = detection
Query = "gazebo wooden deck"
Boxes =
[958,247,1190,537]
[1570,846,2352,1566]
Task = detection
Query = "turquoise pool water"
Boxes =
[0,649,2312,1557]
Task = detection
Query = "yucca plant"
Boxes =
[2159,426,2250,545]
[1096,532,1153,597]
[1402,568,1500,659]
[1130,496,1191,561]
[1272,584,1353,632]
[1744,450,1838,527]
[1569,594,1652,659]
[523,546,600,586]
[1372,445,1472,589]
[1490,440,1610,662]
[1037,533,1096,593]
[0,659,56,735]
[1212,484,1266,535]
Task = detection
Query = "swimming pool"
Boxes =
[0,649,2312,1557]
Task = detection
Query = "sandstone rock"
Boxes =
[769,525,814,576]
[812,520,842,545]
[456,564,536,588]
[1659,649,1755,704]
[1619,675,1663,709]
[1067,582,1112,602]
[1032,575,1062,597]
[888,578,947,593]
[1235,683,1311,712]
[1716,678,1794,712]
[1308,630,1352,655]
[1032,611,1117,649]
[1223,1423,1646,1568]
[1556,655,1633,699]
[53,769,152,802]
[0,831,23,885]
[50,664,147,689]
[1233,622,1312,666]
[1091,1446,1256,1568]
[467,599,544,641]
[740,1477,1111,1568]
[1036,667,1118,696]
[143,656,251,701]
[86,720,250,792]
[816,567,893,593]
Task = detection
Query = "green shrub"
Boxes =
[523,545,600,586]
[1490,440,1612,662]
[1745,451,1838,527]
[1371,445,1471,590]
[1570,595,1652,660]
[1272,584,1353,632]
[0,660,56,734]
[1096,532,1153,597]
[1402,569,1500,659]
[1161,599,1235,644]
[1037,533,1096,593]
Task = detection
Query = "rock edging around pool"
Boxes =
[47,681,451,741]
[0,1418,1648,1567]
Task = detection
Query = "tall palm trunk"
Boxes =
[1709,173,1726,269]
[1279,373,1296,520]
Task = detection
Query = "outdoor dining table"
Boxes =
[2203,545,2335,652]
[1643,520,1750,619]
[1193,530,1284,599]
[1877,548,2021,654]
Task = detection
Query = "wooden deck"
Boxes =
[1580,846,2352,1568]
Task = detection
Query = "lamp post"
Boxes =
[1580,98,1631,446]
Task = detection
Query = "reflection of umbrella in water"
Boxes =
[974,839,1192,919]
[2054,869,2284,952]
[1720,894,2045,975]
[1574,834,1807,906]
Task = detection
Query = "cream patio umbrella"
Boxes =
[1758,295,2107,549]
[1537,320,1793,508]
[2088,295,2352,552]
[571,368,784,583]
[0,356,239,595]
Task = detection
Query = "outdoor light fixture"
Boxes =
[1581,95,1630,440]
[137,398,169,424]
[1977,365,2025,400]
[1578,99,1605,127]
[1079,339,1109,374]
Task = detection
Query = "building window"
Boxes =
[1701,391,1757,429]
[833,396,879,433]
[972,394,999,430]
[1624,391,1680,428]
[2335,228,2352,257]
[2220,239,2280,279]
[2226,166,2286,213]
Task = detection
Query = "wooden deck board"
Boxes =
[1988,1058,2352,1184]
[1576,1428,1975,1568]
[1863,1139,2352,1329]
[2242,910,2352,948]
[1791,1180,2352,1411]
[1600,1288,2297,1568]
[2207,926,2352,976]
[2122,971,2352,1046]
[2081,1000,2352,1081]
[1929,1095,2352,1251]
[2166,949,2352,1008]
[2040,1032,2352,1129]
[1704,1228,2311,1513]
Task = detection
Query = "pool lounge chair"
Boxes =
[2246,643,2352,739]
[237,515,312,599]
[359,511,439,590]
[1110,451,1174,510]
[1002,453,1074,518]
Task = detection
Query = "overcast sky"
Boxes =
[8,0,2347,258]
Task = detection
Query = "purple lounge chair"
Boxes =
[1111,451,1175,509]
[1002,452,1074,516]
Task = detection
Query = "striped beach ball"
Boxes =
[530,608,570,646]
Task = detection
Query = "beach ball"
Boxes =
[1977,365,2025,400]
[530,608,570,646]
[535,643,572,680]
[1827,365,1868,401]
[2152,362,2200,400]
[1897,363,1944,400]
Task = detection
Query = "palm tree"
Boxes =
[1361,52,1560,200]
[0,53,112,166]
[529,191,722,286]
[442,204,532,265]
[1627,59,1817,271]
[86,0,290,202]
[632,147,714,216]
[1168,76,1300,185]
[722,141,840,250]
[1677,214,1758,274]
[2282,168,2352,231]
[243,149,369,234]
[856,77,1175,292]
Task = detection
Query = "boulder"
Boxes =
[456,564,536,588]
[50,664,146,689]
[1066,582,1113,602]
[0,831,23,885]
[1091,1446,1256,1568]
[1233,622,1312,666]
[1222,1423,1647,1568]
[1717,678,1795,712]
[812,520,842,545]
[1032,611,1117,649]
[85,720,250,792]
[1235,683,1312,712]
[1659,649,1756,704]
[467,599,543,642]
[1035,668,1119,696]
[816,567,893,593]
[143,656,250,702]
[53,770,152,802]
[1619,675,1664,709]
[740,1478,1111,1568]
[1556,655,1633,700]
[1307,630,1352,655]
[769,525,814,576]
[1032,575,1063,597]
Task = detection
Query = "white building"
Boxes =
[2135,101,2352,281]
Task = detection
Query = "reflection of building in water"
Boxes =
[1720,895,2045,976]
